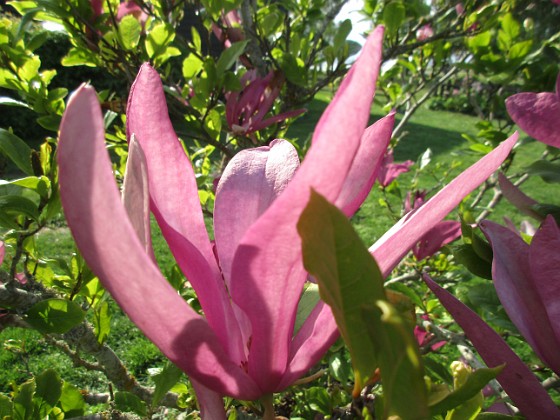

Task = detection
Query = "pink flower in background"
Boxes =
[226,70,305,136]
[116,0,148,26]
[90,0,103,18]
[414,314,445,352]
[212,10,244,48]
[481,217,560,376]
[506,72,560,148]
[455,3,465,15]
[404,191,462,260]
[376,149,413,187]
[416,24,434,41]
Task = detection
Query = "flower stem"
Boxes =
[262,393,275,420]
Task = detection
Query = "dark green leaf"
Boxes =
[25,299,86,334]
[383,2,405,36]
[114,392,147,417]
[362,303,429,419]
[453,244,492,279]
[0,128,33,175]
[0,195,39,222]
[525,160,560,183]
[298,190,385,394]
[429,365,503,416]
[0,394,12,418]
[13,380,35,420]
[216,40,249,76]
[59,382,85,417]
[151,363,183,407]
[34,369,62,419]
[334,19,352,52]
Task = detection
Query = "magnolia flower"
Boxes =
[58,25,517,417]
[404,191,462,260]
[416,24,434,41]
[480,217,560,376]
[376,149,413,187]
[116,0,148,27]
[212,10,244,49]
[225,70,305,136]
[506,72,560,148]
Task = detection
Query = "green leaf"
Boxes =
[13,380,35,420]
[0,128,33,175]
[525,160,560,183]
[36,115,61,132]
[118,15,142,50]
[216,40,249,76]
[93,301,111,344]
[294,283,320,334]
[429,365,503,416]
[151,363,183,407]
[298,190,384,394]
[328,352,352,384]
[383,2,405,36]
[362,302,429,419]
[25,298,86,334]
[452,244,492,279]
[59,382,85,417]
[0,394,13,418]
[114,392,147,417]
[0,176,50,198]
[0,97,30,108]
[182,54,203,79]
[146,23,175,60]
[333,19,352,52]
[34,369,62,419]
[0,195,39,222]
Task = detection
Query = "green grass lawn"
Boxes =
[1,93,555,401]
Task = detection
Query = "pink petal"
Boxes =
[528,216,560,361]
[498,172,543,221]
[122,136,155,261]
[277,301,339,390]
[0,241,4,265]
[214,140,299,355]
[481,220,560,375]
[90,0,102,17]
[378,159,414,187]
[412,220,461,260]
[370,133,518,277]
[506,83,560,148]
[214,139,300,288]
[229,27,385,392]
[250,108,306,132]
[127,64,245,361]
[58,85,260,400]
[190,379,226,419]
[335,112,396,217]
[423,275,560,417]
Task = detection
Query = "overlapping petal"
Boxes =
[58,85,260,400]
[423,274,559,417]
[481,217,560,375]
[126,64,244,361]
[505,73,560,148]
[335,112,396,217]
[229,26,386,392]
[370,132,518,276]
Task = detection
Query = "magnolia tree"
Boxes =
[1,0,560,418]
